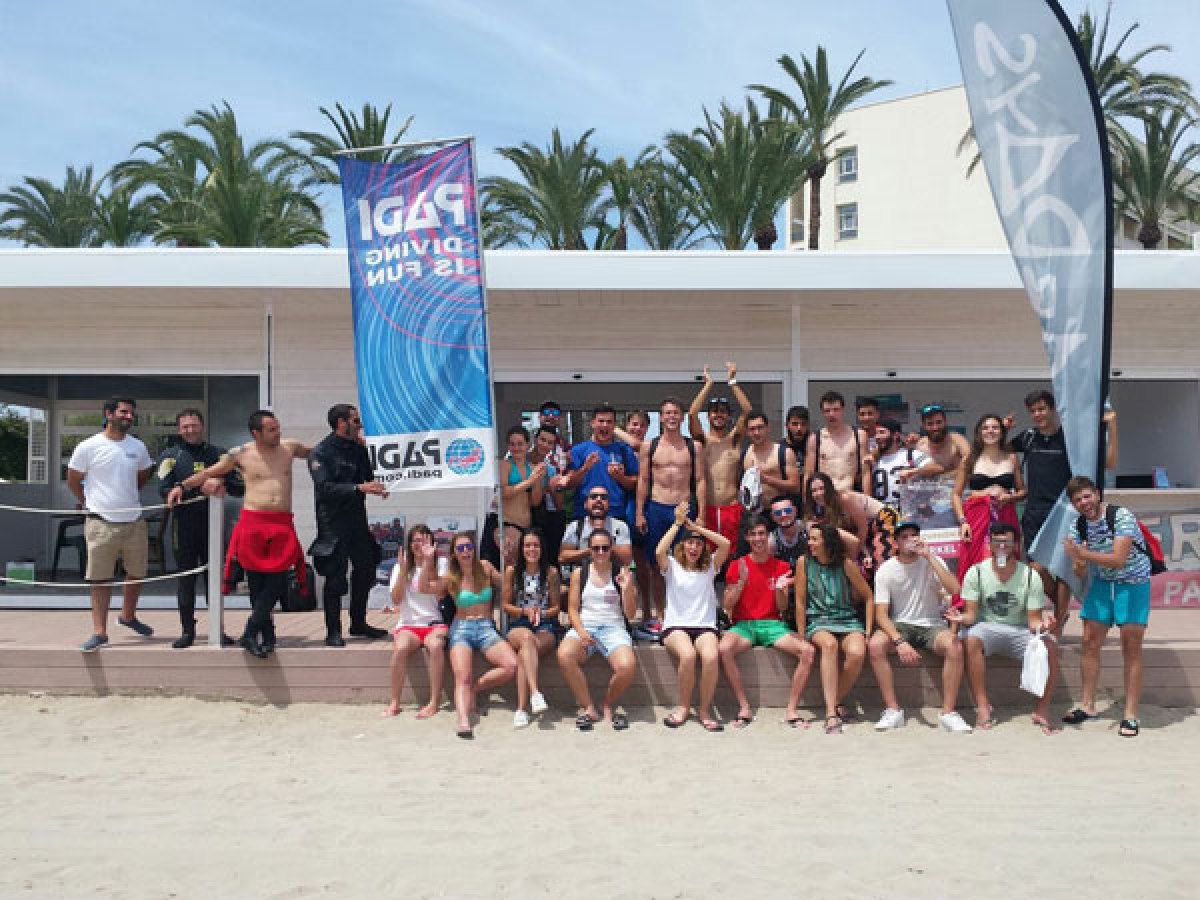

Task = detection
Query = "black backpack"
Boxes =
[1075,505,1166,575]
[577,558,633,635]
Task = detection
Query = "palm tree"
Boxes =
[0,165,100,247]
[481,193,524,249]
[629,156,704,250]
[1113,106,1199,248]
[665,99,810,250]
[118,102,327,247]
[750,47,892,249]
[599,147,656,250]
[481,128,608,249]
[93,178,155,246]
[290,102,415,185]
[956,2,1198,176]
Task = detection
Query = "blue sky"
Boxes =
[2,0,1197,244]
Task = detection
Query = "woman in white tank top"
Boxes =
[382,526,449,719]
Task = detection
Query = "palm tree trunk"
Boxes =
[807,172,822,250]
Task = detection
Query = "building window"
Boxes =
[837,147,858,182]
[837,203,858,240]
[791,219,805,243]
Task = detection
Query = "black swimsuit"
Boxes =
[969,472,1015,491]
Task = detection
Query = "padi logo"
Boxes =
[370,439,442,482]
[445,438,486,475]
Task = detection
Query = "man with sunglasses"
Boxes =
[767,496,807,629]
[687,362,753,550]
[308,403,390,646]
[536,400,572,472]
[558,486,632,580]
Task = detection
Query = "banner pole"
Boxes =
[206,497,224,647]
[466,136,508,621]
[333,136,475,157]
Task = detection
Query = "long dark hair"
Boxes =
[803,472,849,530]
[963,413,1008,475]
[512,527,550,586]
[810,522,847,568]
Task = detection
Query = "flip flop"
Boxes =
[611,712,630,731]
[455,726,473,740]
[701,719,725,733]
[1062,708,1096,725]
[733,714,755,729]
[976,710,997,730]
[1119,718,1140,738]
[784,716,809,729]
[663,714,688,729]
[575,713,597,732]
[824,715,844,735]
[835,704,859,723]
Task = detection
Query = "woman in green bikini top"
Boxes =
[444,531,517,739]
[797,523,874,735]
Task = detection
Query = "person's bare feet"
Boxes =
[1032,714,1061,736]
[381,702,401,718]
[415,703,438,719]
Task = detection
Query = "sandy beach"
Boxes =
[1,694,1196,899]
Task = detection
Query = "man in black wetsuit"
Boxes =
[156,408,243,648]
[308,403,389,646]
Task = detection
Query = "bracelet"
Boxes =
[727,378,738,386]
[893,637,906,646]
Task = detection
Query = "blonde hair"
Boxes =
[445,530,487,596]
[671,533,712,571]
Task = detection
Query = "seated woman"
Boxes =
[798,523,874,734]
[382,525,448,719]
[953,414,1026,575]
[556,529,640,731]
[503,528,562,728]
[445,531,518,739]
[656,501,731,732]
[802,473,864,560]
[499,425,546,566]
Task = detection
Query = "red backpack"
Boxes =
[1075,505,1166,575]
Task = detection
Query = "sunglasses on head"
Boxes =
[920,404,945,416]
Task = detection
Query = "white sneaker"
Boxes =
[939,711,973,733]
[530,692,548,716]
[874,708,906,731]
[513,710,531,728]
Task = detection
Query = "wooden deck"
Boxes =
[2,609,1198,710]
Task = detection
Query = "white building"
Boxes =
[786,85,1200,252]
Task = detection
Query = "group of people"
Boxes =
[65,370,1150,739]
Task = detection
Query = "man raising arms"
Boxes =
[169,410,311,659]
[687,362,752,551]
[637,397,707,632]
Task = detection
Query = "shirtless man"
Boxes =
[169,409,311,659]
[856,397,882,464]
[805,391,871,494]
[743,411,801,510]
[688,362,752,551]
[636,397,708,628]
[914,403,971,483]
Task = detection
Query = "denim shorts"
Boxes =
[506,616,560,637]
[564,623,632,658]
[447,618,503,652]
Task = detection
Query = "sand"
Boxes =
[1,694,1196,899]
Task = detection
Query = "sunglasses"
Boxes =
[920,404,945,416]
[454,543,475,553]
[590,544,612,553]
[587,492,609,501]
[771,506,796,517]
[541,409,562,417]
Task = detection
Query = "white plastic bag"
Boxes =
[1020,632,1050,697]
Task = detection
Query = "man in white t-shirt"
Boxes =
[66,397,155,652]
[870,421,937,506]
[867,520,972,732]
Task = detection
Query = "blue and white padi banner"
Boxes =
[947,0,1112,591]
[337,141,496,491]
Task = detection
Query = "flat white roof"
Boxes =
[0,247,1197,292]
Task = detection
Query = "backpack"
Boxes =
[646,435,697,503]
[812,426,864,493]
[737,441,790,511]
[1075,505,1166,575]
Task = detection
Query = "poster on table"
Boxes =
[337,140,496,492]
[947,0,1113,596]
[898,480,961,562]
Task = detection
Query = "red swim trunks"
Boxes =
[224,509,307,592]
[705,503,743,549]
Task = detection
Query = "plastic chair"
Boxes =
[52,516,88,578]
